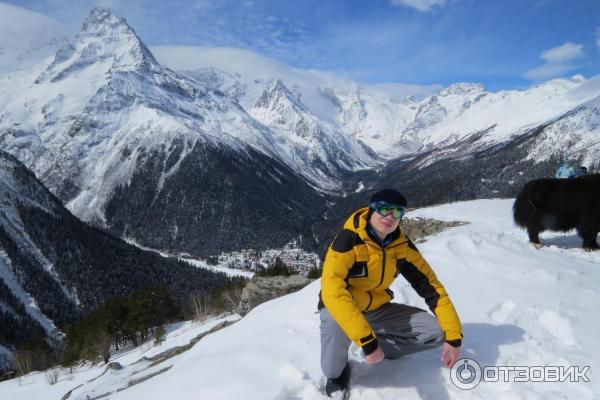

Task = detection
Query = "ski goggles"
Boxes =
[370,201,406,219]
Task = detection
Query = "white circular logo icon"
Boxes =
[450,358,482,390]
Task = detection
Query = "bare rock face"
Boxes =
[105,361,123,370]
[237,275,314,314]
[401,217,467,242]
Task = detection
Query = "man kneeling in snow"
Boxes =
[317,189,463,397]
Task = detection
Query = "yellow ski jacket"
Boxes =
[320,207,462,350]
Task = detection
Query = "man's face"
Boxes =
[370,210,401,238]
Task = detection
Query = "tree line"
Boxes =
[62,287,178,366]
[2,277,248,382]
[256,257,321,279]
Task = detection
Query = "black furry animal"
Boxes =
[513,174,600,249]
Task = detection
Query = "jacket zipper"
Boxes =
[365,236,403,310]
[377,245,386,288]
[376,238,405,287]
[365,246,385,311]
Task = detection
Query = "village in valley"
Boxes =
[190,241,320,276]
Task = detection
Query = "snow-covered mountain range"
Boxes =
[0,7,375,204]
[152,46,600,164]
[1,5,599,257]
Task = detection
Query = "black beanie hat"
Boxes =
[370,188,407,207]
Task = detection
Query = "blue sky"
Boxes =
[7,0,600,91]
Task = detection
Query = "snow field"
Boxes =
[1,199,599,399]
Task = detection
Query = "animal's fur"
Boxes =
[513,174,600,249]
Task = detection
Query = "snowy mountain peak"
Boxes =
[402,95,418,106]
[528,75,586,95]
[37,6,158,82]
[255,79,307,112]
[252,79,320,138]
[79,6,158,68]
[410,82,488,132]
[81,6,125,31]
[569,74,586,83]
[437,82,486,97]
[249,78,377,176]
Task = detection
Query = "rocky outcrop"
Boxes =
[105,362,123,371]
[237,275,314,314]
[401,217,467,242]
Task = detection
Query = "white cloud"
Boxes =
[540,42,584,63]
[524,42,585,81]
[0,3,65,73]
[523,63,576,80]
[364,82,443,100]
[389,0,447,12]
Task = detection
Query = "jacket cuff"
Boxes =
[362,338,379,355]
[446,339,462,348]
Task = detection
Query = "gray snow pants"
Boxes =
[320,302,445,378]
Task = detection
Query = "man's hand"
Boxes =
[440,342,460,368]
[365,345,385,364]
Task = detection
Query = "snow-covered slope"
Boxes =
[0,2,65,74]
[3,199,598,399]
[412,77,599,154]
[525,80,600,167]
[0,151,64,336]
[0,314,241,398]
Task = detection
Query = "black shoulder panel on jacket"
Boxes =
[407,239,419,252]
[398,259,440,312]
[353,213,361,229]
[331,229,363,253]
[348,261,368,278]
